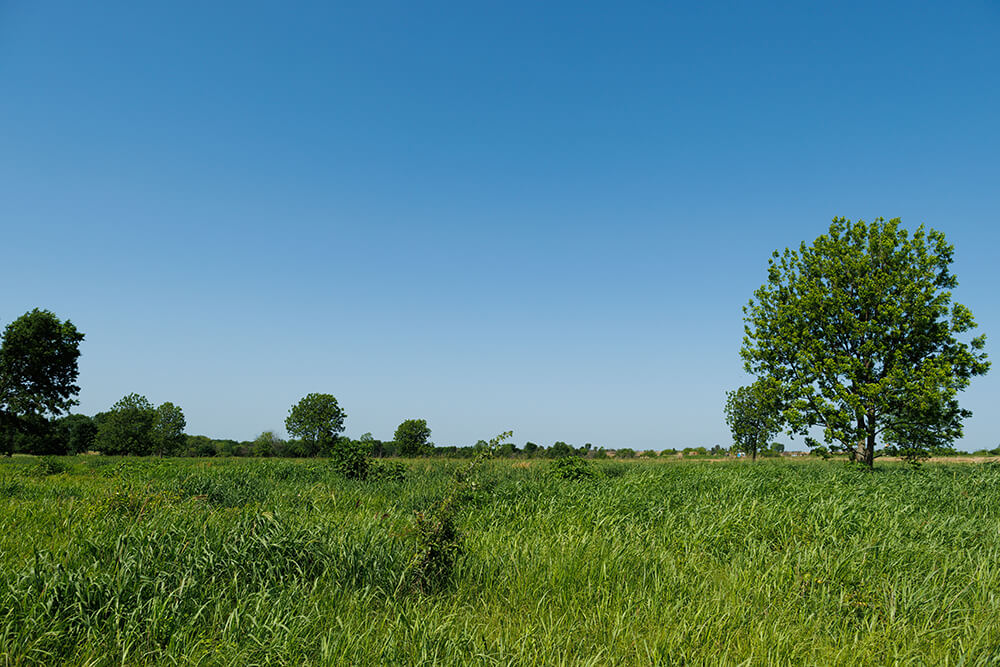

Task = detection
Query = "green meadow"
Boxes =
[2,456,999,665]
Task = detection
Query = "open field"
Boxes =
[2,457,1000,665]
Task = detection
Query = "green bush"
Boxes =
[368,459,407,482]
[330,438,371,480]
[547,456,597,481]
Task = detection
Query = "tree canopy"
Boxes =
[95,393,158,456]
[741,217,989,467]
[152,402,187,456]
[0,309,84,456]
[394,418,431,456]
[285,393,346,456]
[724,377,784,461]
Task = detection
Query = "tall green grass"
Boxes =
[1,456,999,664]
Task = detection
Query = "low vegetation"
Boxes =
[2,455,1000,664]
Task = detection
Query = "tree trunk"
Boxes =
[863,410,876,469]
[855,413,868,465]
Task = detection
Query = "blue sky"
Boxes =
[2,1,998,450]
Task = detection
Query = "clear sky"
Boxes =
[2,1,998,450]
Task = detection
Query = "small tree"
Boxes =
[95,394,157,455]
[285,393,346,456]
[394,418,431,456]
[725,378,784,461]
[251,430,284,457]
[0,309,84,456]
[152,402,186,456]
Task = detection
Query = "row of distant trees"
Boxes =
[4,382,759,458]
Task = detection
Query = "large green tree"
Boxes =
[0,309,84,456]
[741,217,989,468]
[394,418,431,456]
[724,377,784,461]
[285,393,346,456]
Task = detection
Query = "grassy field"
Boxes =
[1,456,999,665]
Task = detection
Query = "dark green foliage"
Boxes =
[329,437,370,480]
[394,418,432,456]
[0,309,84,456]
[810,443,832,459]
[742,217,990,467]
[408,495,462,593]
[0,477,23,498]
[285,393,346,456]
[251,430,283,457]
[152,402,186,456]
[404,431,511,593]
[547,456,597,481]
[616,448,636,459]
[0,413,66,455]
[94,394,157,455]
[547,441,574,458]
[55,414,98,454]
[725,378,783,461]
[95,396,188,456]
[368,459,407,482]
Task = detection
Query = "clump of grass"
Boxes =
[104,482,173,518]
[27,457,69,477]
[0,478,23,498]
[4,511,334,659]
[176,470,269,507]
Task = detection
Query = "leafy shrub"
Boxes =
[547,456,597,481]
[408,495,462,593]
[330,438,370,480]
[404,431,511,593]
[368,459,407,482]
